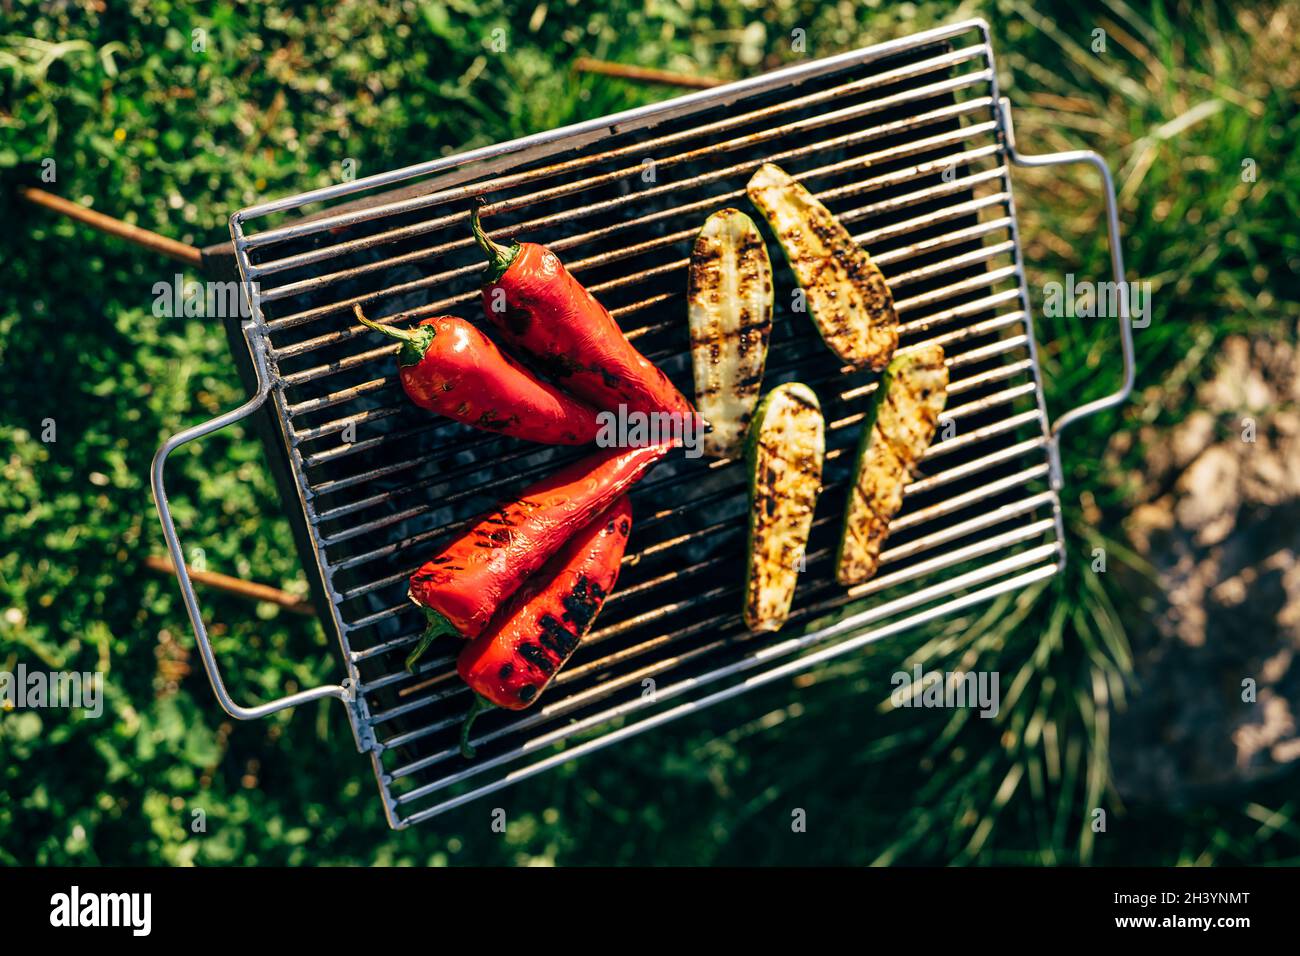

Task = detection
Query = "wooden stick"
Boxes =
[145,555,316,617]
[19,187,203,266]
[572,57,723,90]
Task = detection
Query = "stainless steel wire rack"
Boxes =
[152,18,1134,828]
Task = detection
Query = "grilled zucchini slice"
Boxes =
[687,208,774,459]
[744,382,826,632]
[746,163,898,370]
[835,344,948,586]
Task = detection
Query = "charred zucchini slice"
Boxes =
[746,163,898,370]
[835,344,949,586]
[687,208,774,459]
[744,382,826,632]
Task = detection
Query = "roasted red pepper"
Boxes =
[471,206,696,420]
[405,441,668,668]
[354,305,600,445]
[456,495,632,757]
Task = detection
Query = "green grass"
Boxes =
[1,0,1297,865]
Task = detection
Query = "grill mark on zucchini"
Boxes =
[835,345,949,586]
[746,163,898,371]
[687,208,774,459]
[744,383,826,633]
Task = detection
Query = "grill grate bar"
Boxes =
[386,546,1060,800]
[262,96,997,336]
[324,311,1035,583]
[259,86,998,310]
[312,303,1031,552]
[246,44,990,275]
[272,159,1008,364]
[338,355,1037,607]
[351,447,1050,665]
[608,213,1015,352]
[272,165,1010,394]
[249,62,993,275]
[317,346,1031,557]
[410,186,1013,338]
[287,205,1013,444]
[395,562,1058,826]
[340,389,1045,642]
[377,519,1056,740]
[383,538,1060,760]
[368,502,1057,727]
[356,443,1053,692]
[297,290,1025,498]
[286,212,1019,447]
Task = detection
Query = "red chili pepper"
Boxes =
[456,495,632,758]
[471,207,696,420]
[354,305,601,445]
[405,442,668,668]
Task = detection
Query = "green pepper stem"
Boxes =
[469,205,520,283]
[459,693,495,760]
[354,304,434,367]
[404,611,461,673]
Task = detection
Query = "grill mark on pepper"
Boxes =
[476,410,521,431]
[503,305,532,335]
[561,574,605,632]
[536,613,579,659]
[517,642,555,675]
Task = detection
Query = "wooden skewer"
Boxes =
[145,555,316,617]
[572,57,723,90]
[19,187,203,266]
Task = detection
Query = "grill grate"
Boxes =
[152,18,1133,828]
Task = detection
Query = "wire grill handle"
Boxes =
[998,97,1137,442]
[149,330,353,720]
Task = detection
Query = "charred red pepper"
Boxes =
[354,305,600,445]
[471,206,696,420]
[405,442,668,668]
[456,495,632,757]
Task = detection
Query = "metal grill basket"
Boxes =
[152,19,1133,828]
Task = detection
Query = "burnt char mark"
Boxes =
[482,509,519,527]
[617,518,631,537]
[536,351,626,393]
[537,613,580,659]
[596,364,623,389]
[538,352,584,380]
[688,246,724,293]
[498,662,514,681]
[410,566,453,588]
[734,310,753,357]
[503,306,532,335]
[517,642,556,675]
[783,390,819,415]
[476,410,522,431]
[737,231,766,263]
[562,574,606,632]
[517,684,537,703]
